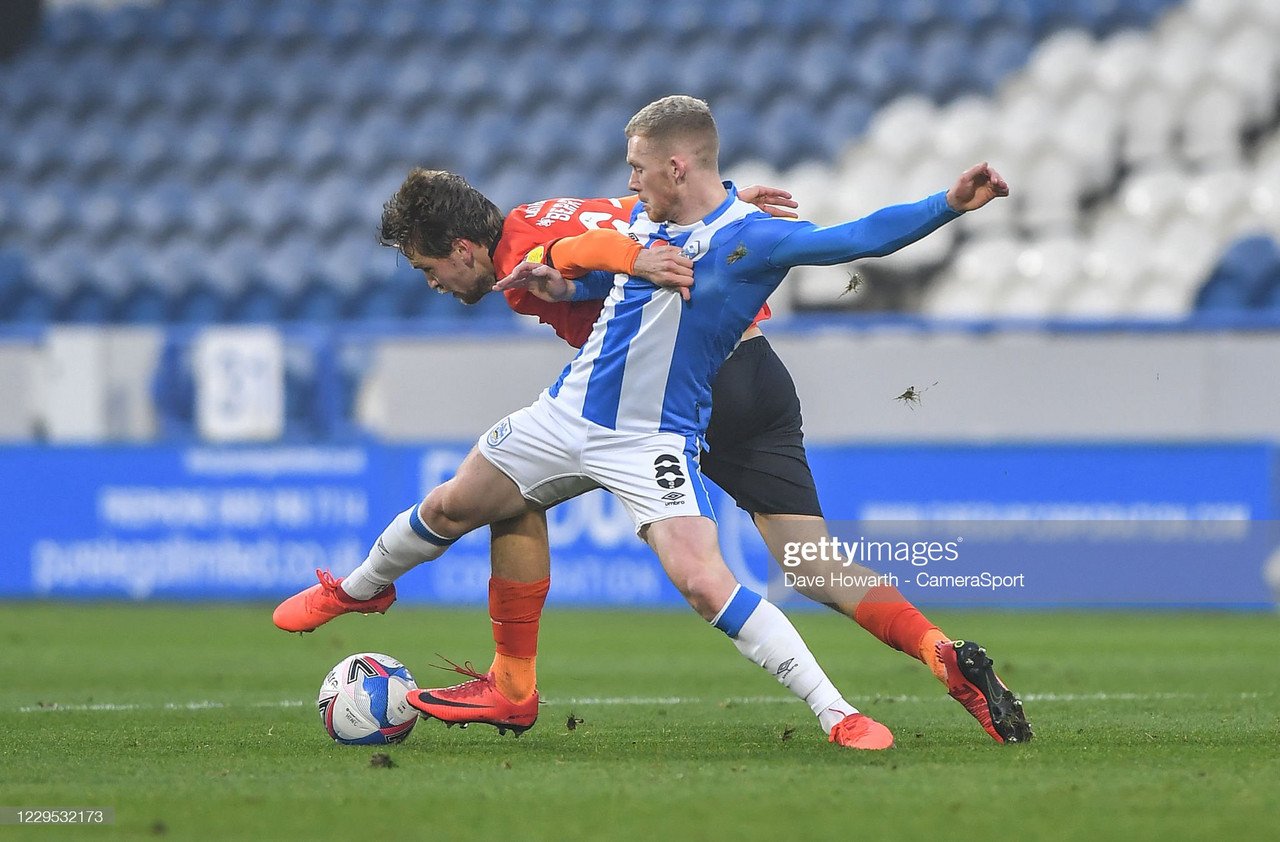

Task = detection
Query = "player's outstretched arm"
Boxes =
[766,162,1010,270]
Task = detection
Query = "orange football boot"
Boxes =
[937,639,1033,743]
[406,657,539,736]
[828,712,895,750]
[272,569,396,633]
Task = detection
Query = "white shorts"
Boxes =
[477,393,716,533]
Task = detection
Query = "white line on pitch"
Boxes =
[13,691,1260,714]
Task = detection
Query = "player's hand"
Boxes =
[739,184,799,219]
[633,243,694,301]
[494,261,574,302]
[945,162,1010,212]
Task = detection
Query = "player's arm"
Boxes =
[537,233,695,300]
[495,263,606,303]
[766,162,1008,269]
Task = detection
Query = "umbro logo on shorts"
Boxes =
[653,454,686,489]
[661,491,684,502]
[487,417,512,447]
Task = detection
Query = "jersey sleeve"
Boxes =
[545,228,642,279]
[764,191,961,270]
[570,270,618,301]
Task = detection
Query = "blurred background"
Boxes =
[1,0,1277,608]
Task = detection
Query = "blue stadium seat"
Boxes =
[237,113,290,176]
[259,0,314,50]
[157,49,225,121]
[13,117,72,182]
[117,117,178,183]
[132,180,194,244]
[973,26,1035,93]
[917,27,980,103]
[347,112,408,178]
[113,50,169,121]
[681,42,738,103]
[1195,235,1280,311]
[316,0,376,48]
[229,281,287,323]
[67,122,123,183]
[203,3,259,50]
[882,0,947,35]
[2,284,54,324]
[117,283,171,324]
[854,30,918,104]
[344,278,407,322]
[287,279,345,323]
[41,5,99,52]
[80,183,134,246]
[757,100,836,168]
[173,282,229,324]
[826,91,877,147]
[99,2,156,52]
[540,0,595,46]
[292,111,347,177]
[0,250,31,316]
[56,280,116,324]
[152,0,203,53]
[24,183,79,246]
[709,97,757,167]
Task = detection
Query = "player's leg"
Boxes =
[751,512,948,680]
[643,515,891,749]
[704,335,948,674]
[485,510,551,702]
[401,510,550,735]
[707,336,1030,742]
[273,445,532,632]
[405,398,598,734]
[593,430,890,748]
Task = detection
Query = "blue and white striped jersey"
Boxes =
[545,182,960,437]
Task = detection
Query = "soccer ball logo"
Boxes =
[317,653,418,745]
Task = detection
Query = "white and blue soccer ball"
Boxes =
[317,653,418,745]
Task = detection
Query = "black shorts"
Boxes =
[700,335,823,517]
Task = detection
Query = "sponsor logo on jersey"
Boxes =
[524,245,546,264]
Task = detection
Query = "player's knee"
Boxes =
[419,485,472,536]
[672,566,737,620]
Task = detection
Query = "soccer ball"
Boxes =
[317,653,419,745]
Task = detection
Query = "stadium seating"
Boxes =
[0,0,1251,328]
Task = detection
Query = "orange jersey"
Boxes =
[495,195,770,348]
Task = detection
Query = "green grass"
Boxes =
[2,604,1278,841]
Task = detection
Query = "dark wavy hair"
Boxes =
[378,168,505,258]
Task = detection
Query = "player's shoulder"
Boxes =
[509,196,628,230]
[732,211,815,246]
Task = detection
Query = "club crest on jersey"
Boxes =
[680,240,702,260]
[487,417,512,447]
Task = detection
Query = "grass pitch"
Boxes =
[2,603,1278,840]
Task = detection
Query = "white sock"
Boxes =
[713,585,858,735]
[341,505,455,600]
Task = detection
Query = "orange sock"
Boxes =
[853,585,949,682]
[486,576,549,702]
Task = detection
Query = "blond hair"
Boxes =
[625,95,719,167]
